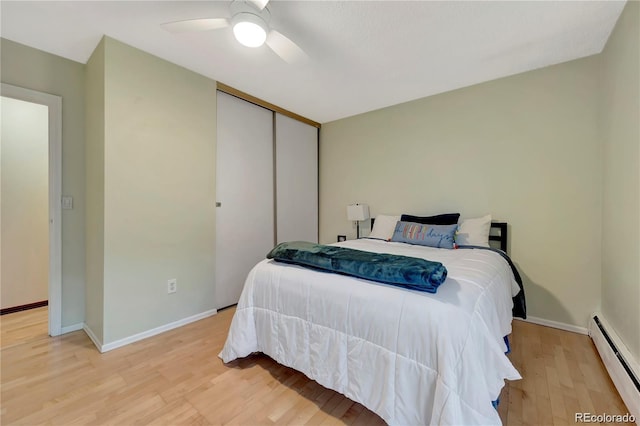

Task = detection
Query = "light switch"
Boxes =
[62,196,73,210]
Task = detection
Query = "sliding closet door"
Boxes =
[215,92,273,309]
[275,113,318,243]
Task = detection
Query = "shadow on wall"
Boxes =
[515,264,574,325]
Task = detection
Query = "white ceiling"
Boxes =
[0,1,626,123]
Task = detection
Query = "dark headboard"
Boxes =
[489,222,508,252]
[369,218,509,253]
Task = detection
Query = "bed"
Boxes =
[219,221,524,425]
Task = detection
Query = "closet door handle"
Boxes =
[216,202,222,207]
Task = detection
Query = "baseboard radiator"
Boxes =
[589,315,639,422]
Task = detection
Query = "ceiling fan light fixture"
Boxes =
[232,13,267,48]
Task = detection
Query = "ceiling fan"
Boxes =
[161,0,308,64]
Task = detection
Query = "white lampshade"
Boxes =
[347,204,370,221]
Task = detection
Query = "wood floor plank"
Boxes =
[507,387,524,425]
[1,308,630,425]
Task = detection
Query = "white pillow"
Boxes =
[456,214,492,247]
[368,214,401,241]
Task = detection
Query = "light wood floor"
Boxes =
[0,307,628,425]
[0,306,49,350]
[499,319,628,426]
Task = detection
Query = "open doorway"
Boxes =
[1,83,62,338]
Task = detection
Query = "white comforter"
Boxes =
[219,239,522,425]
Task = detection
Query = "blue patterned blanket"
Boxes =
[266,241,448,293]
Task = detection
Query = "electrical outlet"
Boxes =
[167,279,177,294]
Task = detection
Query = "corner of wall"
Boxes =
[84,38,106,343]
[599,0,640,362]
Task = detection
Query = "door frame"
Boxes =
[1,83,63,336]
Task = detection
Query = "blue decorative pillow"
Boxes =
[391,221,458,249]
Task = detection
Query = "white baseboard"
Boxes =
[514,315,588,335]
[60,322,84,334]
[82,323,104,351]
[589,314,639,422]
[99,309,218,353]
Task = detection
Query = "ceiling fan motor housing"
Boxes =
[230,0,271,24]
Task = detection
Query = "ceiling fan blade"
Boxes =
[249,0,269,10]
[266,30,308,64]
[161,18,229,34]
